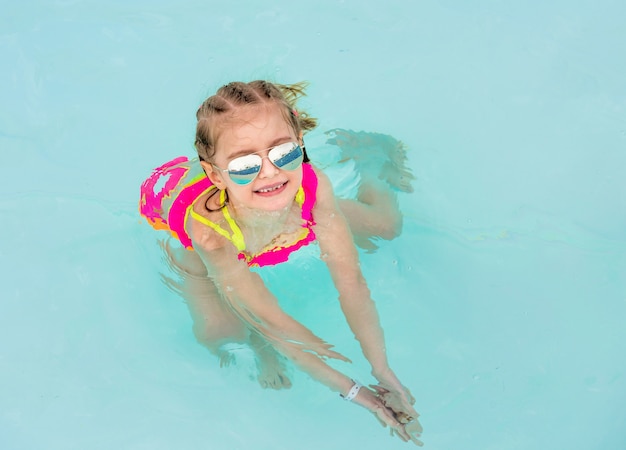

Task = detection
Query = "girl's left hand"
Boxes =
[371,384,423,446]
[372,368,417,415]
[351,386,421,445]
[370,368,422,444]
[370,384,417,421]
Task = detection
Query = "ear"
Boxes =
[298,130,304,144]
[200,160,227,190]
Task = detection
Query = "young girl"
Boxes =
[139,80,423,445]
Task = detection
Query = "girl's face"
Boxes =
[203,103,303,213]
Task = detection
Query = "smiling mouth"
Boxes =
[255,182,286,193]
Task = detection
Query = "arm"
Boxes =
[312,168,392,378]
[187,213,354,393]
[187,198,416,442]
[312,168,422,431]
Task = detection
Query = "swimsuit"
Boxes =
[139,156,318,267]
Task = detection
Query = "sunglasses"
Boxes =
[213,141,304,185]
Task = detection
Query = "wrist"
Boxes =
[340,379,363,401]
[372,366,393,381]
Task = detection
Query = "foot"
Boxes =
[250,333,292,390]
[217,349,236,368]
[325,128,415,193]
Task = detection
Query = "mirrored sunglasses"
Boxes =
[215,141,304,185]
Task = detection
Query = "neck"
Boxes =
[226,198,303,255]
[228,200,294,230]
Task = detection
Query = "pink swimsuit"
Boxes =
[139,157,318,267]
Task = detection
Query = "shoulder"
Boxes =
[186,210,248,277]
[309,164,342,225]
[309,164,335,204]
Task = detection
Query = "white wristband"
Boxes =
[341,380,363,401]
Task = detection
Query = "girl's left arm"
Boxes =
[312,168,420,428]
[312,168,392,379]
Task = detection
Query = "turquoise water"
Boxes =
[2,1,625,449]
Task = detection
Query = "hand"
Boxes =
[371,368,423,445]
[370,385,423,446]
[372,367,418,418]
[370,385,417,422]
[351,386,422,446]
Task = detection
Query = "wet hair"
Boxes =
[194,80,317,162]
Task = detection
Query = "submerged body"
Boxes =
[139,81,422,445]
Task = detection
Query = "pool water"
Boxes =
[1,1,625,449]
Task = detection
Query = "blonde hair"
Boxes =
[194,80,318,161]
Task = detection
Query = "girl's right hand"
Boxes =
[352,387,423,446]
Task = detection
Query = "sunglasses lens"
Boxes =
[269,142,303,171]
[227,154,262,185]
[224,143,303,185]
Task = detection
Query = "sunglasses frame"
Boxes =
[212,141,304,185]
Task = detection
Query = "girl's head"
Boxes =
[194,80,317,163]
[196,81,318,212]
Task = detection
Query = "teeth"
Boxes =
[257,183,284,193]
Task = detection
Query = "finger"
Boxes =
[322,349,352,363]
[405,387,416,405]
[330,352,352,363]
[376,408,410,442]
[406,424,424,448]
[373,405,398,428]
[397,397,420,418]
[402,405,420,421]
[390,426,410,442]
[393,389,416,408]
[406,418,424,435]
[372,413,387,429]
[408,434,424,447]
[369,384,389,395]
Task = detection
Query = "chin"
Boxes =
[250,181,298,211]
[252,196,294,213]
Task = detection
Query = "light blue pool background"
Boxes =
[1,1,625,449]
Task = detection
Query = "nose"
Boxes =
[257,154,279,179]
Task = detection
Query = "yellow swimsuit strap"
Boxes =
[188,189,246,252]
[188,186,306,254]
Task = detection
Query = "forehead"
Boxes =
[214,103,294,151]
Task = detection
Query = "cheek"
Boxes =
[224,182,251,196]
[285,173,303,194]
[290,167,304,185]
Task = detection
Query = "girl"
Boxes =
[139,80,423,445]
